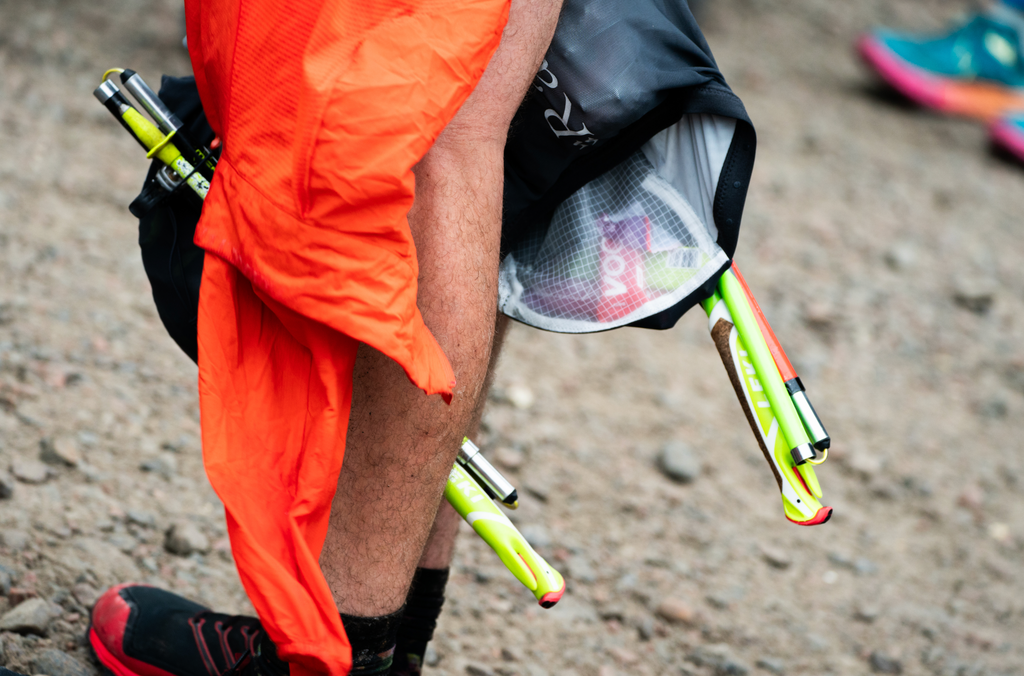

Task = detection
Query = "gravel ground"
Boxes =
[1,1,1024,675]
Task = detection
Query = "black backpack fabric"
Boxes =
[134,0,754,358]
[133,76,214,363]
[498,0,755,332]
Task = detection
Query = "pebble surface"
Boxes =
[2,2,1024,676]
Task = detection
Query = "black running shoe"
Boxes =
[89,584,286,676]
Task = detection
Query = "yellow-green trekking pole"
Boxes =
[446,440,565,607]
[702,270,832,526]
[93,73,210,200]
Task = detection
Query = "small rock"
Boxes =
[806,634,828,653]
[30,648,92,676]
[10,458,50,484]
[637,616,655,641]
[655,598,695,625]
[827,551,852,568]
[567,557,596,583]
[957,485,984,512]
[988,522,1012,544]
[506,384,535,410]
[756,657,785,675]
[884,243,917,272]
[802,301,837,332]
[759,544,791,569]
[164,522,210,556]
[465,663,495,676]
[9,588,38,605]
[161,434,194,453]
[1004,362,1024,395]
[869,478,900,500]
[108,532,138,553]
[126,510,156,529]
[658,441,701,483]
[853,558,878,576]
[140,453,178,480]
[597,666,616,676]
[77,431,99,448]
[687,644,748,676]
[39,437,81,467]
[523,479,550,502]
[0,598,61,635]
[424,645,440,667]
[80,463,109,483]
[3,632,26,666]
[0,568,10,596]
[706,592,732,609]
[0,470,14,498]
[494,447,525,470]
[869,651,902,674]
[608,647,638,665]
[518,524,551,549]
[976,396,1008,419]
[953,278,996,314]
[847,452,882,479]
[1,529,31,552]
[983,556,1014,581]
[71,582,99,609]
[854,603,880,623]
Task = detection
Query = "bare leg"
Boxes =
[416,315,510,570]
[320,0,562,618]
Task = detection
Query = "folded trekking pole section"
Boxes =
[701,265,832,526]
[447,440,565,608]
[94,69,215,204]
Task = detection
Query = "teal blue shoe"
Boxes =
[858,5,1024,119]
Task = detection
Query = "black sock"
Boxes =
[392,568,450,676]
[341,607,406,676]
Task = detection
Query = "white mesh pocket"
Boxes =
[499,115,734,333]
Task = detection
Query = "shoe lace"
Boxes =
[188,612,264,676]
[222,644,289,676]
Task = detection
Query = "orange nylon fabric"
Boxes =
[183,2,509,675]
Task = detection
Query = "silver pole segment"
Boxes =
[457,439,518,508]
[121,72,183,135]
[790,442,816,466]
[93,79,121,105]
[791,390,830,452]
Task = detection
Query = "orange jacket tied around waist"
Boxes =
[183,2,509,674]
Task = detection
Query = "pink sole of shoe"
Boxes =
[991,119,1024,161]
[857,34,1024,121]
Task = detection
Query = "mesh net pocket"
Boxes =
[499,149,728,333]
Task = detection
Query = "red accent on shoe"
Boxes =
[90,584,177,676]
[189,617,220,676]
[787,505,833,527]
[241,626,258,656]
[215,621,240,667]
